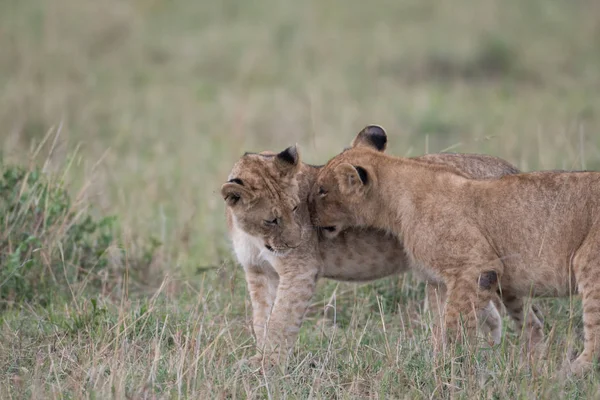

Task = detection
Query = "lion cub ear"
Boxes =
[274,145,301,175]
[334,163,370,196]
[221,179,251,207]
[351,125,387,152]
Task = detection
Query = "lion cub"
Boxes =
[222,142,542,367]
[311,125,600,374]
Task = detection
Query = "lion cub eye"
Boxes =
[318,187,327,196]
[292,205,299,212]
[264,218,278,226]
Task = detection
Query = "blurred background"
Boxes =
[2,0,600,277]
[2,0,600,396]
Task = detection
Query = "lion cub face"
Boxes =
[221,146,305,254]
[310,125,387,238]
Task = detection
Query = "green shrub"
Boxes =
[0,162,119,308]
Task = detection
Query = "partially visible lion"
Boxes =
[222,138,542,367]
[310,125,600,375]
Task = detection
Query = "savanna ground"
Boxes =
[1,0,600,398]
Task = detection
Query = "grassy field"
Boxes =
[1,0,600,398]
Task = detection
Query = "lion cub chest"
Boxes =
[230,225,278,271]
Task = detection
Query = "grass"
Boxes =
[1,0,600,397]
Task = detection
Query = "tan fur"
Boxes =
[222,143,541,367]
[311,125,600,375]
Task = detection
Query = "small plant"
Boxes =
[0,162,120,308]
[60,297,110,335]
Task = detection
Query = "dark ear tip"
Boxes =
[277,144,300,165]
[357,125,387,151]
[286,144,298,157]
[362,125,387,137]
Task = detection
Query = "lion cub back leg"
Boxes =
[569,233,600,374]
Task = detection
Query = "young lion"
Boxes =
[222,142,542,367]
[310,125,600,375]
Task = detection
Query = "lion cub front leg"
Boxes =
[427,282,502,346]
[479,298,502,345]
[257,264,319,367]
[426,283,449,352]
[245,265,279,351]
[443,270,499,345]
[501,291,544,349]
[426,283,448,349]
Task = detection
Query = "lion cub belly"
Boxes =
[319,228,412,282]
[502,261,575,298]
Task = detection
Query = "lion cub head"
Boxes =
[221,146,305,254]
[310,125,387,238]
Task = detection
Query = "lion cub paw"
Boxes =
[237,353,286,373]
[557,352,596,379]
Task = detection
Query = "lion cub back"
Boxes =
[418,153,519,179]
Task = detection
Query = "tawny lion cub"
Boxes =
[222,140,542,368]
[311,125,600,375]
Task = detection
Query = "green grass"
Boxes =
[1,0,600,397]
